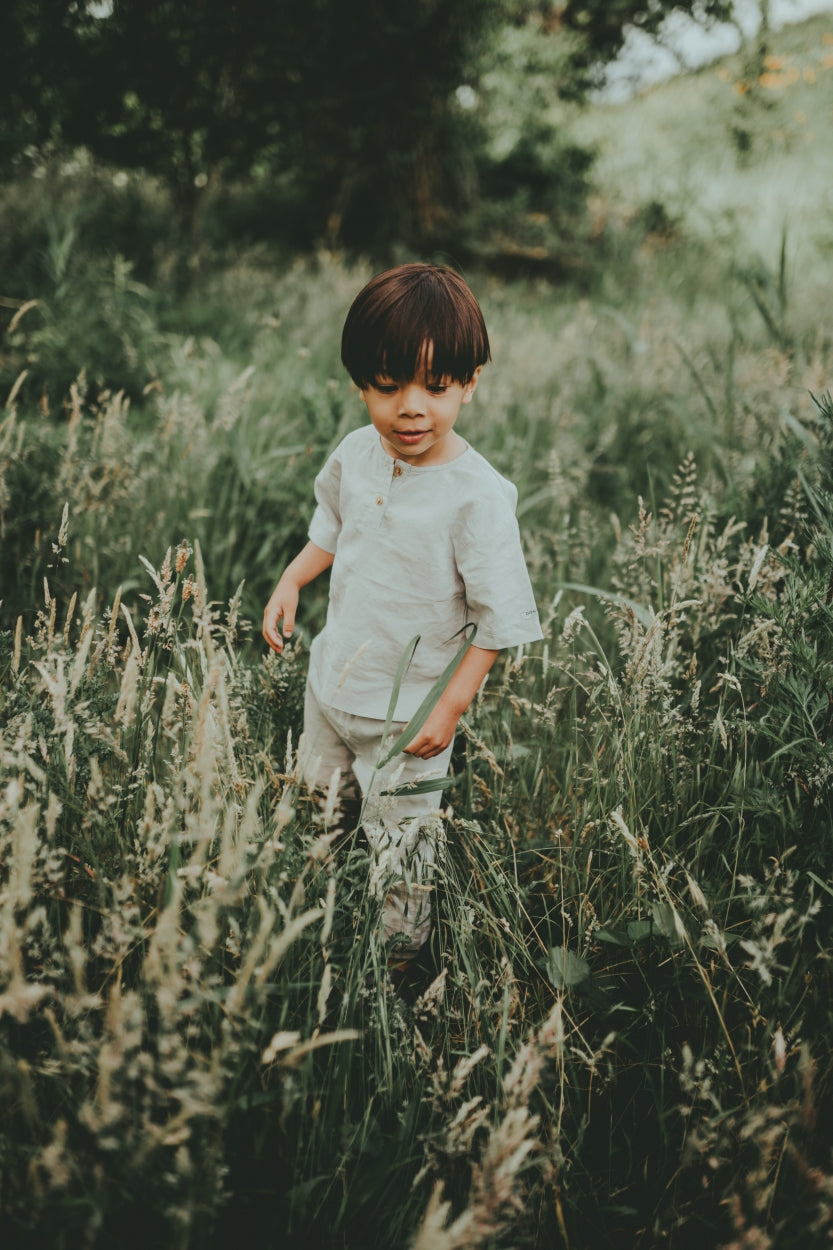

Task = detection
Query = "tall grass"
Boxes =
[2,199,833,1245]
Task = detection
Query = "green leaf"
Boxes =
[376,625,477,767]
[380,774,462,798]
[699,928,735,950]
[380,633,421,748]
[555,581,652,628]
[546,947,590,989]
[808,870,833,900]
[651,902,686,948]
[626,920,654,943]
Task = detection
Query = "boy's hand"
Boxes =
[404,704,460,759]
[263,578,299,653]
[403,645,500,759]
[262,543,335,655]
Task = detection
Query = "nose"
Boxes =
[398,382,425,416]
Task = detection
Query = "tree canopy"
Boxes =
[1,0,736,250]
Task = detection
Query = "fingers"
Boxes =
[263,581,300,654]
[262,612,283,652]
[403,730,425,758]
[263,600,290,653]
[404,731,447,760]
[404,707,458,759]
[281,601,295,638]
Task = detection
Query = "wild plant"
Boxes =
[0,532,353,1245]
[423,383,833,1246]
[2,235,833,1248]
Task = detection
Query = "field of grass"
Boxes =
[2,16,833,1249]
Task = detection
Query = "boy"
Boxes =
[262,263,542,962]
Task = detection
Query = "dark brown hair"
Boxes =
[341,263,491,388]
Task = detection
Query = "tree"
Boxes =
[555,0,736,91]
[2,0,505,246]
[0,0,738,252]
[0,0,100,158]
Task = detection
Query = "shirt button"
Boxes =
[393,464,403,477]
[376,496,384,506]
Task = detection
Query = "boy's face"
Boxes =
[360,362,481,467]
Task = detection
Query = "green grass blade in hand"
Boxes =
[376,625,477,768]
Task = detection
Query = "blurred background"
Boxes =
[1,0,832,620]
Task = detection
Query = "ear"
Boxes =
[462,366,482,404]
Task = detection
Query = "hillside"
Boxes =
[575,13,833,267]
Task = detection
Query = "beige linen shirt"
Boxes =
[307,424,543,720]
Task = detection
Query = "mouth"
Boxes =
[394,430,430,444]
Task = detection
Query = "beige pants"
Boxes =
[298,682,454,954]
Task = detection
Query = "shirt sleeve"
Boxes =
[454,481,543,651]
[307,448,343,554]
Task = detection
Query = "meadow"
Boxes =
[2,15,833,1249]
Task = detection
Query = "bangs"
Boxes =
[341,264,490,388]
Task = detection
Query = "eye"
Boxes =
[427,381,449,395]
[372,380,397,395]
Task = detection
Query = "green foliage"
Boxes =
[4,32,833,1231]
[0,157,177,402]
[557,0,735,89]
[0,0,506,251]
[0,0,743,260]
[451,12,595,272]
[0,255,366,625]
[2,240,833,1244]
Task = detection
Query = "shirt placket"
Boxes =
[370,459,404,526]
